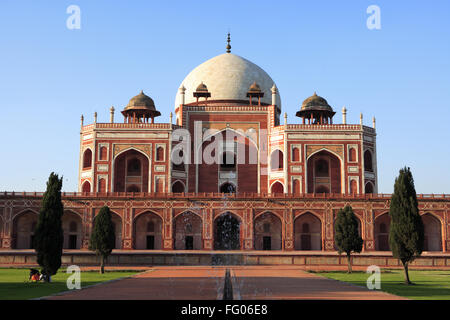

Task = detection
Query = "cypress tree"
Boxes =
[334,205,363,273]
[389,167,424,285]
[34,172,64,282]
[89,206,115,274]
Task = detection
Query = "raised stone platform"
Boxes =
[1,250,450,268]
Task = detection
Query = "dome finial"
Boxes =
[226,32,231,53]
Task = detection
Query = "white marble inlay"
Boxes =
[288,134,360,140]
[97,164,108,172]
[291,166,303,173]
[154,165,166,172]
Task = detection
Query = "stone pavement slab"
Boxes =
[231,266,405,300]
[45,266,405,300]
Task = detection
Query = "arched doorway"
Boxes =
[374,213,390,251]
[292,179,301,194]
[365,182,374,194]
[294,212,322,250]
[270,150,284,171]
[220,182,236,193]
[98,178,106,193]
[83,149,92,169]
[174,212,202,250]
[350,179,358,194]
[307,150,341,194]
[134,211,162,250]
[214,212,240,250]
[99,146,107,160]
[198,129,258,193]
[254,212,282,250]
[271,181,284,194]
[0,218,3,246]
[292,147,300,162]
[422,214,442,251]
[364,150,373,172]
[172,181,185,193]
[12,211,38,249]
[82,181,91,193]
[113,149,149,192]
[349,147,356,162]
[62,211,83,249]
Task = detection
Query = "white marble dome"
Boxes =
[175,53,281,107]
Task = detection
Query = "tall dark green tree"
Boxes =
[34,172,64,282]
[389,167,424,285]
[334,205,363,273]
[89,206,115,274]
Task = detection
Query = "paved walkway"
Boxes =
[46,266,405,300]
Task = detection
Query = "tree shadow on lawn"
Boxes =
[319,271,450,300]
[0,270,136,300]
[0,280,104,300]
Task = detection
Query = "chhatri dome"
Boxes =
[175,34,281,108]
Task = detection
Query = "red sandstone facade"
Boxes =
[1,46,449,253]
[0,193,449,252]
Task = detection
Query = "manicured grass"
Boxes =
[0,268,138,300]
[316,269,450,300]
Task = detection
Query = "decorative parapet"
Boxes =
[81,122,179,132]
[1,191,449,201]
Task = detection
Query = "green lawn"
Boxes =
[316,269,450,300]
[0,268,138,300]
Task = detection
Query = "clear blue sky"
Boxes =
[0,0,449,193]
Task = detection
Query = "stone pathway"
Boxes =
[46,266,405,300]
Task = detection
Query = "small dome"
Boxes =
[196,82,209,92]
[125,90,157,111]
[301,92,333,112]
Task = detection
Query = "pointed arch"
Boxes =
[365,181,374,194]
[99,146,108,160]
[133,210,163,249]
[422,213,442,251]
[0,216,3,241]
[364,149,374,172]
[349,147,357,162]
[171,180,186,193]
[294,212,322,250]
[62,210,83,249]
[82,148,93,169]
[214,211,241,250]
[292,147,300,162]
[306,149,342,194]
[173,211,202,250]
[11,208,40,222]
[98,178,106,193]
[220,182,236,193]
[254,211,282,250]
[350,179,358,194]
[81,180,91,193]
[270,149,284,171]
[374,212,390,251]
[270,181,285,194]
[12,210,39,249]
[113,148,150,193]
[197,128,258,193]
